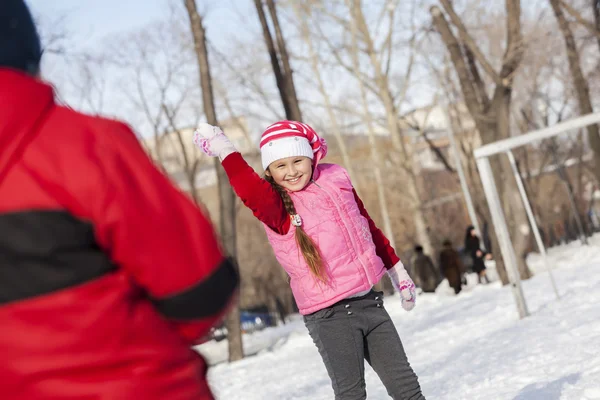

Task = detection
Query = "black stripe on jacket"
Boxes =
[0,210,116,305]
[0,210,239,320]
[150,258,239,320]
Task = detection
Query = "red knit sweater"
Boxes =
[222,152,399,269]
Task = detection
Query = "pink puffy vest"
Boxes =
[263,163,387,315]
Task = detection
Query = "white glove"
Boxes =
[387,261,417,311]
[193,123,237,161]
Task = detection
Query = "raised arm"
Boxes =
[194,123,290,234]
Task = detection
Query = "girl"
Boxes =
[194,121,425,400]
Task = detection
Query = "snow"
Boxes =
[196,237,600,399]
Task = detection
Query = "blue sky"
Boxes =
[24,0,455,138]
[27,0,258,51]
[26,0,553,139]
[27,0,269,131]
[29,0,168,45]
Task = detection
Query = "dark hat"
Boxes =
[0,0,42,75]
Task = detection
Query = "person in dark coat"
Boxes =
[464,225,490,284]
[410,245,438,293]
[439,240,465,294]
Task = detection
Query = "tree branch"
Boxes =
[313,21,381,96]
[207,40,282,120]
[499,0,525,84]
[464,45,491,110]
[253,0,292,119]
[559,0,600,38]
[430,6,483,118]
[265,0,303,121]
[421,129,455,173]
[439,0,502,85]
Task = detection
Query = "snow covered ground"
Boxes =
[196,237,600,399]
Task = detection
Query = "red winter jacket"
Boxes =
[0,69,238,400]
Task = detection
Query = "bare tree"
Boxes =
[208,42,283,124]
[594,0,600,50]
[550,0,600,185]
[254,0,302,121]
[430,0,533,283]
[184,0,243,362]
[559,0,600,51]
[290,2,357,182]
[36,13,107,114]
[345,1,396,252]
[109,20,209,204]
[344,0,435,257]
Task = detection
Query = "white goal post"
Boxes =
[474,112,600,319]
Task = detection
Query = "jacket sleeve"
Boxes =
[92,121,239,343]
[221,152,290,234]
[352,189,400,269]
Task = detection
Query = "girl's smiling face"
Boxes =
[266,156,313,192]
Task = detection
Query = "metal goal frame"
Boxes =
[474,112,600,319]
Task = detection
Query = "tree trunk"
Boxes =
[493,88,533,279]
[266,0,302,121]
[183,0,243,362]
[291,2,356,182]
[345,1,396,291]
[593,0,600,52]
[430,2,532,283]
[550,0,600,185]
[349,0,434,257]
[254,0,301,121]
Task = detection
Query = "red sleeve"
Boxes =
[221,152,290,234]
[353,189,400,270]
[92,121,238,343]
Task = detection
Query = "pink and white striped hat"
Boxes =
[260,120,327,170]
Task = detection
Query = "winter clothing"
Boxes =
[464,226,487,274]
[194,121,423,399]
[0,0,41,75]
[387,261,417,311]
[304,290,425,400]
[0,69,238,400]
[262,162,389,315]
[221,152,400,265]
[439,242,465,294]
[259,120,326,170]
[218,149,403,314]
[410,252,438,293]
[193,122,237,161]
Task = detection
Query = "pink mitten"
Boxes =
[387,261,417,311]
[193,123,237,161]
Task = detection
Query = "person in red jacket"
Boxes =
[0,1,238,399]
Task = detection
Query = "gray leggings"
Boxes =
[303,290,425,400]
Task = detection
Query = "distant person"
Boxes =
[411,245,439,293]
[439,240,465,294]
[194,121,425,399]
[0,1,238,398]
[464,225,490,284]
